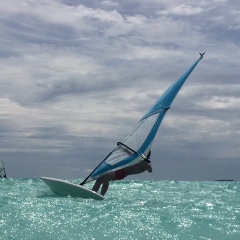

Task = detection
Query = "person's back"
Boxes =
[125,160,152,176]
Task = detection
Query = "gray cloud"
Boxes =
[0,0,239,180]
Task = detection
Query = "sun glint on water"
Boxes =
[0,178,240,240]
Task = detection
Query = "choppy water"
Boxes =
[0,179,239,240]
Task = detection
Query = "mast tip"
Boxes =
[199,52,205,58]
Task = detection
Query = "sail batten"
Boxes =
[81,54,204,185]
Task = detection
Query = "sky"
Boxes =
[0,0,239,181]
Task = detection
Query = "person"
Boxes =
[92,151,152,196]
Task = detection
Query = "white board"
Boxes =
[41,177,104,200]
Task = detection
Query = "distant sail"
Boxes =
[81,54,204,185]
[0,160,6,178]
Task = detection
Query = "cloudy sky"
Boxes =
[0,0,239,181]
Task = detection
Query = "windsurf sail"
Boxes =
[81,53,204,185]
[0,160,7,178]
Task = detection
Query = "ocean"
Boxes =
[0,179,239,240]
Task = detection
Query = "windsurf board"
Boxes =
[41,177,104,200]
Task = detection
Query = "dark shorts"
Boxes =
[113,169,126,180]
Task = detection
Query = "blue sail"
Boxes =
[81,54,204,185]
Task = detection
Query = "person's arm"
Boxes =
[144,151,152,173]
[146,161,152,173]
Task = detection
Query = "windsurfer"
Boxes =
[92,151,152,196]
[0,160,6,178]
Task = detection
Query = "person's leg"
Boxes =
[100,177,109,196]
[92,177,104,192]
[100,172,115,196]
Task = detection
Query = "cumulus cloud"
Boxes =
[0,0,239,180]
[161,4,203,16]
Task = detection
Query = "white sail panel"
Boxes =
[106,113,159,165]
[122,113,159,153]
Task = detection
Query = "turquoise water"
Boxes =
[0,179,240,240]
